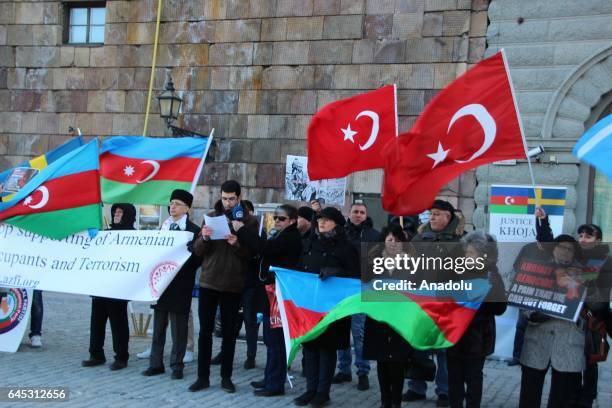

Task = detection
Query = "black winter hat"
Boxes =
[298,206,315,221]
[318,207,345,226]
[170,189,193,208]
[431,199,455,214]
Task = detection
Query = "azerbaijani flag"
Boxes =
[0,140,102,239]
[0,136,84,201]
[273,267,490,365]
[490,185,566,216]
[100,134,213,205]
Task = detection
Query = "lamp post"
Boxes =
[157,74,208,137]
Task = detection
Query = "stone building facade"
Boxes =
[475,0,612,238]
[0,0,490,228]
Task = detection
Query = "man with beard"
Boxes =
[189,180,259,393]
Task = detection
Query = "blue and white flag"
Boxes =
[573,114,612,179]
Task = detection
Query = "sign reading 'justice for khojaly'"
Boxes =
[0,225,193,302]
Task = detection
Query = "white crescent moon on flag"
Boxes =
[136,160,160,184]
[356,110,380,151]
[504,196,513,205]
[27,186,49,209]
[448,104,497,163]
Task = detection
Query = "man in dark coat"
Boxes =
[404,199,461,407]
[143,189,201,380]
[82,203,135,371]
[233,204,302,397]
[189,180,259,394]
[333,201,379,390]
[295,206,360,407]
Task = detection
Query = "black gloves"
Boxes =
[186,240,194,253]
[319,267,342,281]
[529,312,551,323]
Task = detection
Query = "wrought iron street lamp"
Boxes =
[157,74,183,128]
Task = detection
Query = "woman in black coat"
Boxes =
[447,231,507,408]
[234,204,303,396]
[82,203,136,371]
[294,207,360,407]
[362,224,415,408]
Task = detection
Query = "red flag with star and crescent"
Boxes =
[307,85,397,180]
[383,50,526,215]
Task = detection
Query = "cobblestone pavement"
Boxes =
[3,292,611,407]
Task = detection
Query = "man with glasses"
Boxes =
[189,180,259,393]
[143,189,201,380]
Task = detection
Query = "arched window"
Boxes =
[588,102,612,240]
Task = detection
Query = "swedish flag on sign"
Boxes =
[527,187,566,216]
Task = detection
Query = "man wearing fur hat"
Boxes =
[143,189,201,380]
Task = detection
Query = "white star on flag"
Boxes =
[341,124,358,143]
[23,196,32,206]
[426,142,450,168]
[123,165,135,177]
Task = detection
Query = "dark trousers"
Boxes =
[519,365,581,408]
[29,290,43,338]
[263,317,286,392]
[447,355,485,408]
[88,297,129,362]
[242,286,259,359]
[304,346,337,395]
[577,363,598,406]
[197,287,242,380]
[513,313,528,360]
[150,308,189,372]
[377,361,405,407]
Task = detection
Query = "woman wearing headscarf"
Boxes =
[446,231,507,408]
[81,203,136,371]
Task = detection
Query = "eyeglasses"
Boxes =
[273,216,288,221]
[169,201,187,207]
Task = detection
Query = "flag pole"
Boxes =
[500,49,540,220]
[142,0,163,137]
[190,129,214,194]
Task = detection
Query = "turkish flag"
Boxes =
[383,51,526,215]
[307,85,397,180]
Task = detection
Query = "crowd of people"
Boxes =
[15,179,610,408]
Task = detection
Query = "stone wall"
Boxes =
[0,0,490,222]
[474,0,612,232]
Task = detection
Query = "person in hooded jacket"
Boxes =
[233,204,302,397]
[142,190,201,380]
[81,203,135,371]
[446,231,507,408]
[294,206,360,407]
